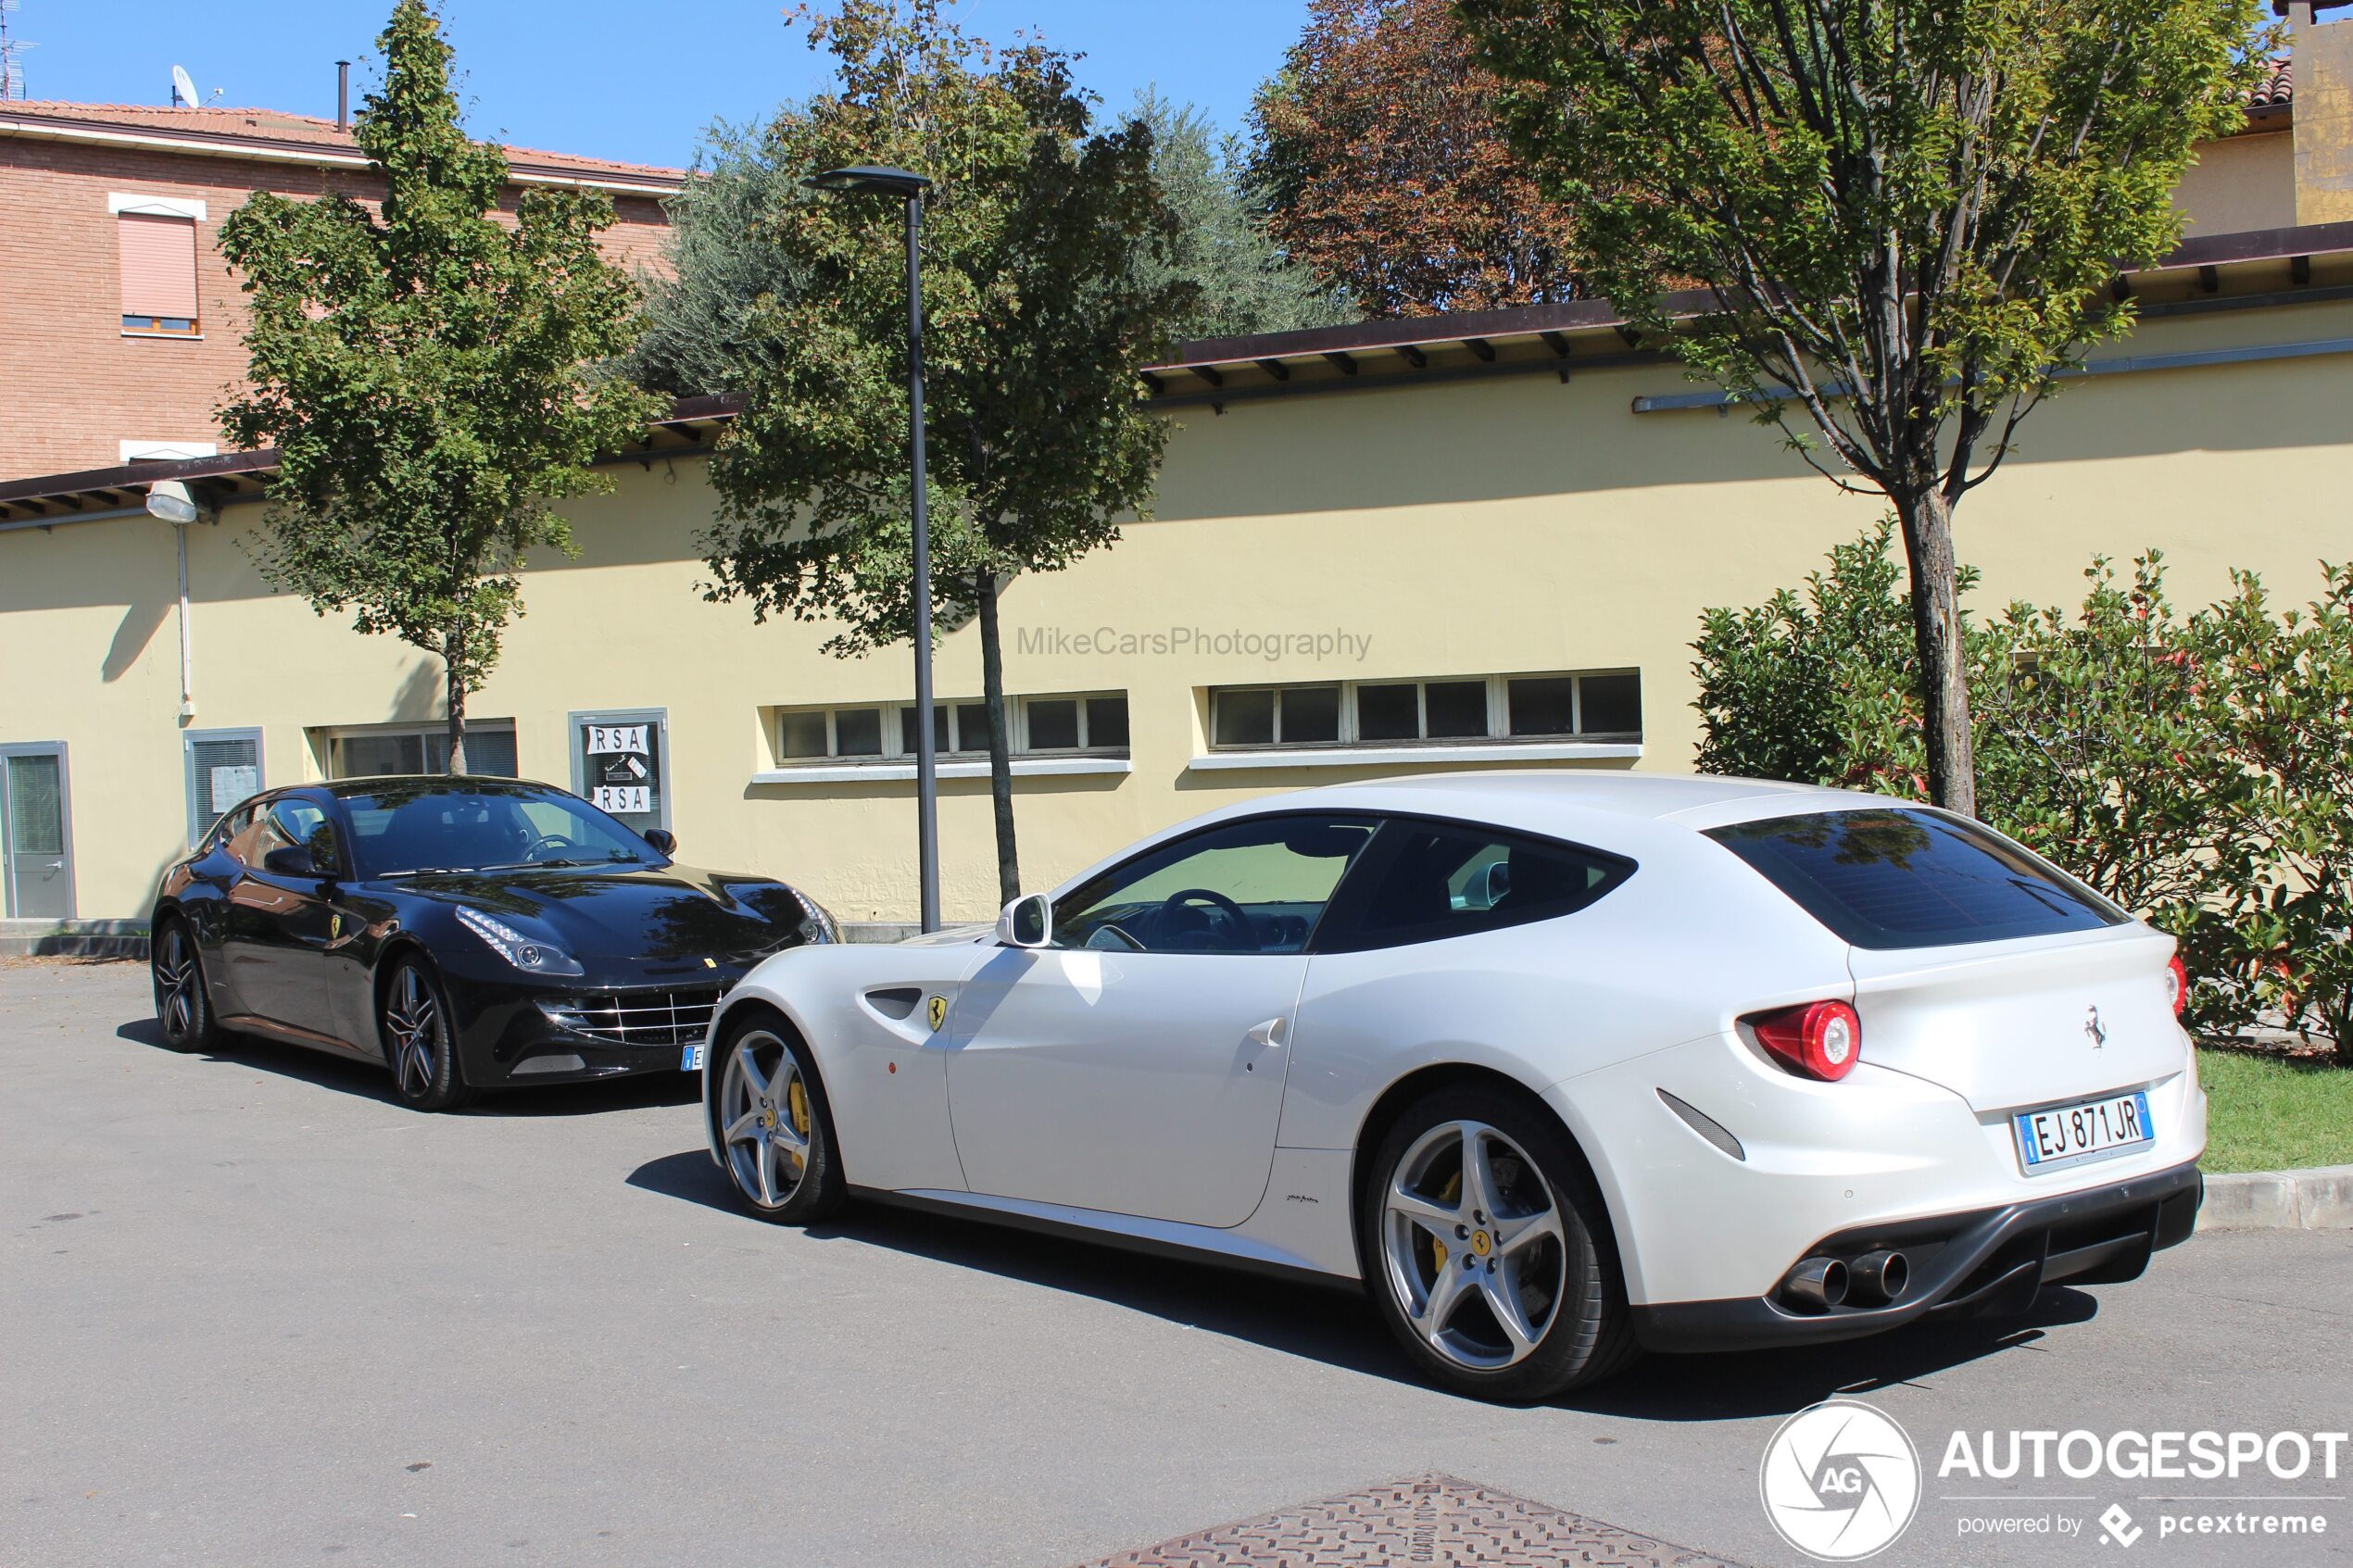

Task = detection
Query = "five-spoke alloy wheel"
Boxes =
[381,955,473,1111]
[151,918,217,1052]
[715,1010,843,1224]
[1363,1086,1638,1399]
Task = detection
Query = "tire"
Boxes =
[379,954,475,1112]
[151,917,218,1053]
[1359,1085,1641,1400]
[711,1007,845,1225]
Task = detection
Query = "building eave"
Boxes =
[0,397,742,529]
[0,111,686,197]
[1143,220,2353,409]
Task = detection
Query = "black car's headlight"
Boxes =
[455,906,585,977]
[789,885,841,945]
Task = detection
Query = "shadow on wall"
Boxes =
[102,588,171,684]
[1141,350,2353,526]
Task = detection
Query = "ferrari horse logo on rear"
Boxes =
[2083,1005,2106,1048]
[926,995,949,1033]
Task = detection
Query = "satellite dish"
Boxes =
[170,63,197,107]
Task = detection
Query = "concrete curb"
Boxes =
[0,919,147,960]
[2197,1163,2353,1232]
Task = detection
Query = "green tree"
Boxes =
[219,0,661,772]
[682,0,1197,905]
[1461,0,2270,815]
[1128,91,1353,337]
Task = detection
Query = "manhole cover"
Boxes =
[1082,1473,1743,1566]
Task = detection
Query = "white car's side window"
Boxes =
[1318,821,1631,953]
[1051,814,1376,954]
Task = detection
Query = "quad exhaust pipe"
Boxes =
[1850,1249,1909,1305]
[1784,1256,1848,1311]
[1781,1249,1908,1312]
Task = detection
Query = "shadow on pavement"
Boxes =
[624,1146,2102,1417]
[114,1016,698,1116]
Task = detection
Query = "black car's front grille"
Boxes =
[544,987,721,1049]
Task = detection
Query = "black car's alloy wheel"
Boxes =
[1361,1086,1641,1400]
[381,957,474,1112]
[151,920,217,1052]
[715,1009,844,1224]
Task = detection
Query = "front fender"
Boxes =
[701,943,982,1193]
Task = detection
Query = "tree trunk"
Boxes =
[443,627,469,776]
[1893,489,1976,817]
[975,566,1021,904]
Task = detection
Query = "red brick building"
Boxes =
[0,101,682,481]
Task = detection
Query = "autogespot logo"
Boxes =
[1760,1399,1923,1561]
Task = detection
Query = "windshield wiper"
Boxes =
[380,866,461,878]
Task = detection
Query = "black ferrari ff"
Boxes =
[149,776,837,1110]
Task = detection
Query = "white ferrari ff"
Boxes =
[700,773,2203,1400]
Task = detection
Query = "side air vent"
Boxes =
[865,986,923,1021]
[1657,1087,1746,1160]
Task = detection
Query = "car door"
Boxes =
[216,795,346,1039]
[943,811,1377,1229]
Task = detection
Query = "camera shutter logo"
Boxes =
[1758,1399,1921,1561]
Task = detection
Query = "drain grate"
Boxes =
[1082,1473,1744,1567]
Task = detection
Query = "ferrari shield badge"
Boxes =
[926,995,949,1033]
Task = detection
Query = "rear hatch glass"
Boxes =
[1705,808,2124,950]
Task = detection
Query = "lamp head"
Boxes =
[145,479,199,525]
[801,165,931,199]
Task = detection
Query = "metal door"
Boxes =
[0,744,74,919]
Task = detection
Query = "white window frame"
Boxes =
[757,692,1132,784]
[1195,672,1642,771]
[314,720,520,782]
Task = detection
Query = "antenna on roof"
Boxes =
[0,1,33,103]
[170,62,198,108]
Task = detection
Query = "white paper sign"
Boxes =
[594,784,651,816]
[210,764,259,805]
[586,724,649,756]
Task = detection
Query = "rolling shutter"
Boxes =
[120,214,199,322]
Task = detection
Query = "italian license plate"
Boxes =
[680,1042,706,1073]
[2014,1090,2153,1174]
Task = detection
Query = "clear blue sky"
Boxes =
[12,0,1309,170]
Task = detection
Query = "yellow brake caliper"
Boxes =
[787,1078,812,1143]
[1431,1169,1462,1274]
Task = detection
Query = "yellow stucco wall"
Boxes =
[4,293,2349,926]
[2296,16,2353,222]
[2172,131,2297,236]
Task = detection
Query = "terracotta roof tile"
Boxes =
[0,99,684,186]
[2247,56,2292,110]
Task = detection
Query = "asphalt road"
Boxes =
[5,958,2347,1568]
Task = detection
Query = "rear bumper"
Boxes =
[1631,1157,2203,1353]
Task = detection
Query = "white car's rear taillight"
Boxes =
[2165,955,2188,1016]
[1746,999,1862,1082]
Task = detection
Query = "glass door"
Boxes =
[0,744,75,919]
[569,709,669,837]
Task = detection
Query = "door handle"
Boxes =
[1247,1017,1286,1049]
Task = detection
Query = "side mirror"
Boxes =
[643,827,677,856]
[262,844,319,879]
[996,893,1051,948]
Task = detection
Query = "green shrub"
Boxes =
[1693,527,2351,1056]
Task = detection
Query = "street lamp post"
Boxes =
[801,164,941,933]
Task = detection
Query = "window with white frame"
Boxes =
[773,692,1129,765]
[1207,671,1640,750]
[316,721,519,780]
[110,193,207,336]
